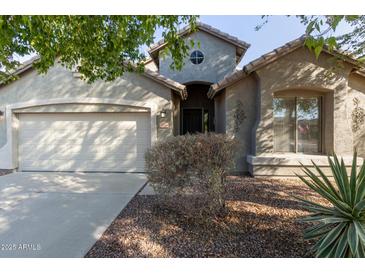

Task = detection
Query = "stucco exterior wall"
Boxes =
[159,31,236,84]
[171,92,181,136]
[225,74,258,172]
[348,73,365,158]
[224,47,364,175]
[254,47,354,157]
[0,64,174,150]
[214,91,226,133]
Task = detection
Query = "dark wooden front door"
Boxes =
[182,109,203,134]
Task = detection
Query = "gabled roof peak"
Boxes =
[148,21,250,67]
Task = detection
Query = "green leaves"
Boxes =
[296,152,365,257]
[0,15,198,83]
[348,223,359,255]
[318,222,346,254]
[326,37,337,51]
[304,36,325,60]
[298,15,365,63]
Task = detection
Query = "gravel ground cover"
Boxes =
[86,176,327,258]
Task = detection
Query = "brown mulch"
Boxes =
[85,176,327,258]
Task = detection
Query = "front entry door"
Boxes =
[182,109,203,134]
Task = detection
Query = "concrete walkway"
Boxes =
[0,172,146,258]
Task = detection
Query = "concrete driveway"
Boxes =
[0,172,146,258]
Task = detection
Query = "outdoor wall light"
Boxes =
[160,110,166,118]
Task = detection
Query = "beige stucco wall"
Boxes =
[159,31,237,84]
[225,47,364,175]
[225,74,258,172]
[0,64,175,169]
[254,47,355,157]
[214,91,226,133]
[348,73,365,158]
[171,92,181,136]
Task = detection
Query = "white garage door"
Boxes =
[18,112,151,172]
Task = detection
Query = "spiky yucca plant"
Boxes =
[296,152,365,258]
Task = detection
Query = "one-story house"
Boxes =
[0,22,364,176]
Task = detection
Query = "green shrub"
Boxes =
[296,152,365,257]
[145,133,237,217]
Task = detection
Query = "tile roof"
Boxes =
[208,35,365,98]
[1,57,187,99]
[354,68,365,78]
[141,66,187,98]
[149,21,250,52]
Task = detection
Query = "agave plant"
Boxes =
[296,152,365,258]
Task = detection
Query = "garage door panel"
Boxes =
[23,125,150,141]
[18,113,151,172]
[20,160,144,172]
[19,122,149,134]
[19,147,147,161]
[20,147,148,160]
[21,123,143,134]
[19,136,149,149]
[19,140,149,152]
[19,134,147,147]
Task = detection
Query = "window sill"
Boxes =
[247,154,363,166]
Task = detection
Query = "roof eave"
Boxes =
[209,35,365,98]
[142,69,187,99]
[208,69,248,99]
[352,69,365,78]
[2,58,187,100]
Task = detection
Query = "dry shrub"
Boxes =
[145,133,237,218]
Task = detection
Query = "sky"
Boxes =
[17,16,354,68]
[200,15,310,67]
[149,15,354,68]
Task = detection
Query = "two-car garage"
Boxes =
[0,62,185,172]
[17,112,151,172]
